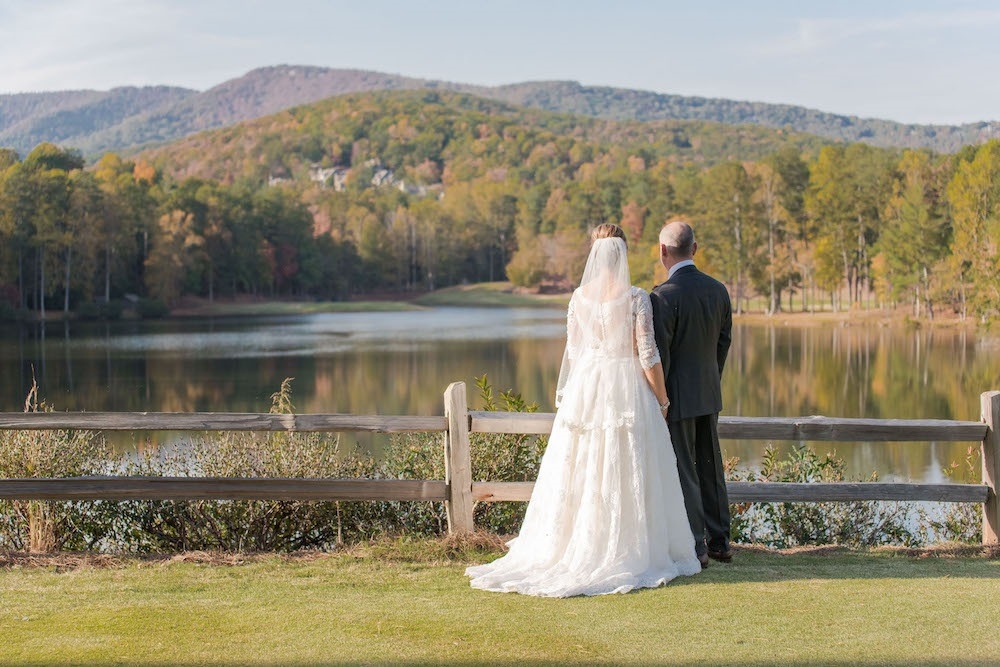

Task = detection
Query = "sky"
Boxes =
[0,0,997,125]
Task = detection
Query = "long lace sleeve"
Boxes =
[565,292,580,361]
[633,288,661,370]
[555,292,579,408]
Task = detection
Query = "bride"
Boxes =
[465,223,702,597]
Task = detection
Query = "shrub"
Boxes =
[136,298,169,319]
[917,446,982,543]
[105,378,384,551]
[726,444,919,548]
[76,300,124,321]
[0,381,112,552]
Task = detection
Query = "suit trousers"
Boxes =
[667,413,730,554]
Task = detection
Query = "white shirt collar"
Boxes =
[668,259,695,280]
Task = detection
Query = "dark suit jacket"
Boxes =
[650,264,732,422]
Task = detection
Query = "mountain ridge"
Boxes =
[1,65,997,157]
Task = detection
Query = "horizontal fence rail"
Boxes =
[471,481,990,504]
[0,411,986,441]
[0,412,448,433]
[0,384,997,545]
[470,411,989,442]
[0,477,446,501]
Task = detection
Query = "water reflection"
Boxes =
[2,312,999,482]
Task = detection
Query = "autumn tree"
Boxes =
[699,161,760,314]
[946,140,1000,320]
[875,150,950,317]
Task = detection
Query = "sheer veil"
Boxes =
[555,237,634,408]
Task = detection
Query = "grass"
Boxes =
[413,282,570,308]
[1,535,998,666]
[164,283,569,317]
[168,299,422,317]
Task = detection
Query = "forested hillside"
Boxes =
[0,86,195,155]
[2,90,1000,323]
[487,80,1000,152]
[2,66,997,157]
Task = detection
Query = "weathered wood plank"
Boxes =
[4,411,984,441]
[0,413,448,433]
[444,382,474,534]
[726,482,989,503]
[472,481,988,503]
[0,477,447,501]
[469,411,987,442]
[718,417,987,442]
[470,412,554,435]
[981,391,1000,545]
[472,481,536,502]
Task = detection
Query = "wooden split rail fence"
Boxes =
[0,383,997,546]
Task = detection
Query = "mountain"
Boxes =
[74,66,464,157]
[483,81,1000,153]
[137,89,832,185]
[2,65,997,157]
[0,86,195,155]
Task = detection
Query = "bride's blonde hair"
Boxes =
[591,223,627,248]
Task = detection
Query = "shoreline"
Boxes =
[1,283,992,330]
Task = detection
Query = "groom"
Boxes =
[649,221,733,567]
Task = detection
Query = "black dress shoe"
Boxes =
[707,548,733,563]
[697,553,710,569]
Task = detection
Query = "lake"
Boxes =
[2,308,999,482]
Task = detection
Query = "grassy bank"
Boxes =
[168,298,422,317]
[164,284,568,317]
[2,536,998,666]
[414,282,570,308]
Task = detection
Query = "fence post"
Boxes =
[444,382,474,534]
[981,391,1000,545]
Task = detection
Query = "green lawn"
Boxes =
[1,538,997,666]
[413,282,570,308]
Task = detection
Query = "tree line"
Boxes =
[508,140,1000,322]
[2,90,999,321]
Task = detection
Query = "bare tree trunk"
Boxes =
[105,241,111,303]
[768,215,776,315]
[18,248,24,309]
[63,245,72,315]
[39,247,45,320]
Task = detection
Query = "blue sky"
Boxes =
[0,0,997,124]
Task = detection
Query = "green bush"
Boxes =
[101,375,545,551]
[0,381,113,551]
[136,298,169,319]
[917,446,982,543]
[0,301,28,321]
[726,444,919,548]
[76,300,124,321]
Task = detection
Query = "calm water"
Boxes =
[2,309,999,482]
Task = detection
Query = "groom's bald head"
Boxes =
[660,221,696,259]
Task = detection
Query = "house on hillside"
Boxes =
[371,168,395,187]
[396,181,429,196]
[308,164,349,191]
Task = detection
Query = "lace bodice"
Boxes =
[565,285,661,370]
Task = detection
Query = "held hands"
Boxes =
[658,400,670,419]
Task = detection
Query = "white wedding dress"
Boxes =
[465,238,701,597]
